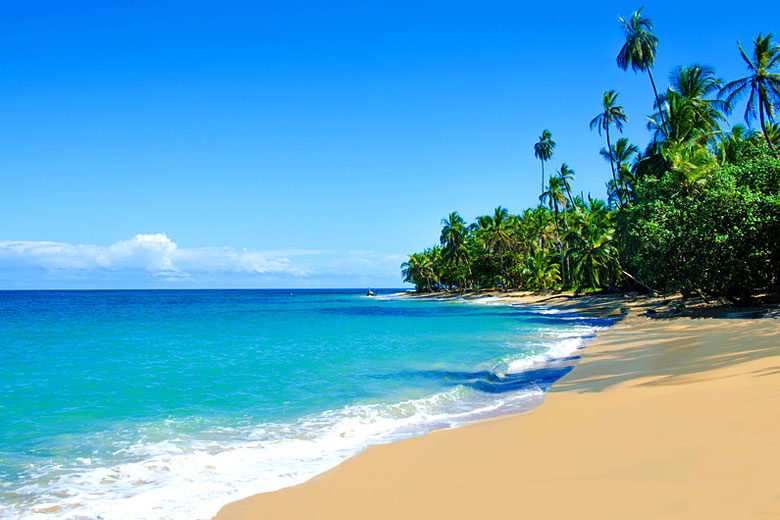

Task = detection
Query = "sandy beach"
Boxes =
[214,292,780,520]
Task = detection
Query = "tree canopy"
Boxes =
[403,13,780,303]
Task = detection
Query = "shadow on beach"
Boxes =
[551,306,780,394]
[401,289,780,396]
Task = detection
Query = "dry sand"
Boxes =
[214,293,780,520]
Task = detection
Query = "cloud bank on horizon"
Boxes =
[0,234,406,288]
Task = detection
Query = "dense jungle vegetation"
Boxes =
[402,10,780,303]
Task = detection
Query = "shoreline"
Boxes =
[213,291,780,519]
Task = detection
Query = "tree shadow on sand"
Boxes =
[550,303,780,394]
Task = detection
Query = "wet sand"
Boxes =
[214,292,780,520]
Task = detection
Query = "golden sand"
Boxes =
[214,293,780,520]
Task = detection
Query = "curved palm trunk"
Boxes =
[647,67,668,139]
[605,126,622,208]
[540,160,545,200]
[564,184,575,206]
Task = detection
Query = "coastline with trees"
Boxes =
[402,10,780,305]
[216,9,780,520]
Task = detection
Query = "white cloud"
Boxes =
[0,234,406,288]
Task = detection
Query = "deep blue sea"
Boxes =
[0,289,610,519]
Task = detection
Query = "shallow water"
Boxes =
[0,289,611,519]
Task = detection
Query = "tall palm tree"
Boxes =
[719,33,780,154]
[590,90,628,206]
[617,8,666,133]
[533,130,556,196]
[540,177,568,287]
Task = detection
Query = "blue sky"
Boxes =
[0,1,775,288]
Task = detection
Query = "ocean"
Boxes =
[0,289,611,519]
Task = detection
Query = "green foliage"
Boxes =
[403,199,619,293]
[719,33,780,153]
[721,141,780,193]
[403,28,780,301]
[621,148,780,299]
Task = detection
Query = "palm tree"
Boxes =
[660,65,728,145]
[617,8,666,133]
[714,125,756,165]
[522,250,560,290]
[540,177,568,287]
[440,212,472,289]
[661,142,718,195]
[564,206,619,290]
[558,163,576,206]
[533,130,556,196]
[590,90,628,206]
[425,247,443,291]
[601,138,639,172]
[524,206,555,252]
[646,65,727,150]
[565,222,617,290]
[401,253,427,292]
[670,65,728,122]
[600,138,639,203]
[477,207,513,289]
[719,33,780,154]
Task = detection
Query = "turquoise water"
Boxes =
[0,289,610,519]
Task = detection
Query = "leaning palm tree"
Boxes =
[590,90,628,206]
[719,33,780,154]
[533,130,556,196]
[617,8,666,132]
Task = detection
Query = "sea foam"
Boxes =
[1,293,609,520]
